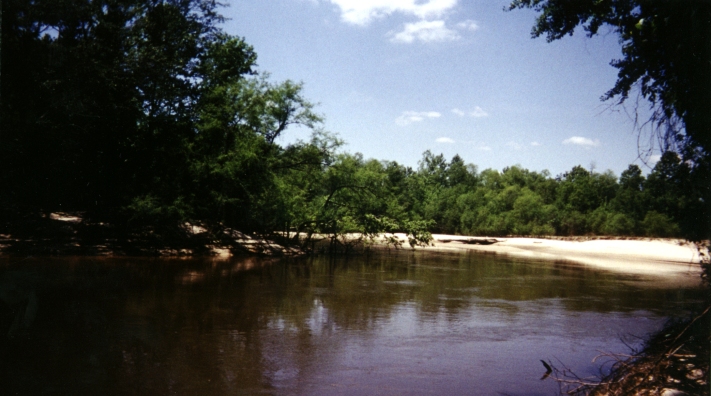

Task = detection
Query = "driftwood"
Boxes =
[437,237,500,245]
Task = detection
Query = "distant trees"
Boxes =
[290,148,703,240]
[384,151,700,239]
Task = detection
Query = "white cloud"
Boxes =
[471,106,488,118]
[390,20,459,43]
[530,141,541,147]
[325,1,478,44]
[326,0,458,25]
[396,110,441,126]
[562,136,600,147]
[456,19,478,31]
[436,137,455,143]
[452,106,488,118]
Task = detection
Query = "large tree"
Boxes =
[2,0,233,215]
[1,0,332,237]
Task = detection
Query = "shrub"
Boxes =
[641,211,681,237]
[602,213,636,236]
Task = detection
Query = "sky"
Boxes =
[221,0,659,177]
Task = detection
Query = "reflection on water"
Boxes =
[0,251,705,395]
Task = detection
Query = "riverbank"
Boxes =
[0,212,303,257]
[437,235,706,276]
[367,233,707,280]
[1,212,707,279]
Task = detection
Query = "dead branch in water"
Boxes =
[541,306,709,395]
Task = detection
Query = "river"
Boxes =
[0,250,705,395]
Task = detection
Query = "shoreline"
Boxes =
[1,212,706,282]
[376,233,707,281]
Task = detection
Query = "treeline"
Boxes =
[2,0,708,244]
[355,150,709,239]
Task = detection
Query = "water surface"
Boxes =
[0,251,704,395]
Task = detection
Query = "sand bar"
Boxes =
[379,234,707,280]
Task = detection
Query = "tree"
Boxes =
[1,0,332,239]
[189,70,323,232]
[2,0,233,217]
[644,152,708,240]
[292,153,431,251]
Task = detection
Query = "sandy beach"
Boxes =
[379,234,707,280]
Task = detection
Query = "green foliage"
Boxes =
[641,211,681,238]
[2,0,242,216]
[610,164,646,222]
[423,152,704,239]
[401,219,435,248]
[531,224,556,236]
[643,152,709,240]
[603,213,636,236]
[125,194,192,230]
[1,0,337,238]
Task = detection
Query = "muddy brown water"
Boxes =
[0,251,705,395]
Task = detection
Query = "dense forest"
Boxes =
[2,0,709,247]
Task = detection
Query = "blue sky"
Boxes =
[221,0,658,177]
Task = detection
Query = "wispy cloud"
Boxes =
[396,110,441,126]
[456,20,478,31]
[452,106,488,118]
[562,136,600,147]
[462,140,491,151]
[530,141,541,147]
[506,141,523,151]
[436,137,455,143]
[326,0,458,26]
[389,20,459,43]
[471,106,488,118]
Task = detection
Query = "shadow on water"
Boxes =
[0,251,705,395]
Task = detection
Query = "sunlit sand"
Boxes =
[381,234,706,280]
